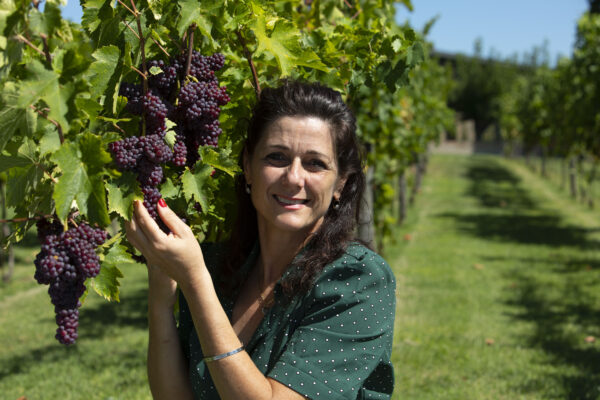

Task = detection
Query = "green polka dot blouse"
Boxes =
[177,242,396,399]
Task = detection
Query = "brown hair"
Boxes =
[222,80,365,297]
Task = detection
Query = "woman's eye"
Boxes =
[265,153,287,165]
[307,160,328,170]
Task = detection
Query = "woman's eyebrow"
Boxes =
[265,144,332,161]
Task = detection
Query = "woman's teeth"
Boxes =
[275,195,307,205]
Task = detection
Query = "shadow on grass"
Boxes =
[0,285,148,382]
[78,284,148,339]
[438,157,600,249]
[453,157,600,398]
[504,271,600,399]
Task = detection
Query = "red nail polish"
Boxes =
[158,198,167,208]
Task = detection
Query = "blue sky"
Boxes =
[395,0,589,63]
[61,1,589,63]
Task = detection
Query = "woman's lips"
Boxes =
[273,195,309,207]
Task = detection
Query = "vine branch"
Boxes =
[29,105,64,144]
[236,29,261,99]
[116,0,136,17]
[39,33,53,64]
[185,24,196,77]
[14,34,45,58]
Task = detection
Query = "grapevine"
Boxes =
[0,0,433,347]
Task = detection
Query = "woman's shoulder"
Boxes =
[331,242,391,273]
[311,242,395,293]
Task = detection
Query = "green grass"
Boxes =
[0,241,151,400]
[387,154,600,399]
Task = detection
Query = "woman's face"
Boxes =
[244,116,345,239]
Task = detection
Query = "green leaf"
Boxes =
[92,242,131,302]
[147,0,163,20]
[0,155,31,173]
[107,173,143,220]
[87,45,120,100]
[160,177,179,199]
[6,165,43,208]
[16,60,70,131]
[90,264,124,302]
[248,5,328,75]
[40,124,60,156]
[28,2,62,36]
[0,106,28,152]
[199,146,239,177]
[181,164,213,212]
[50,136,111,226]
[149,65,163,75]
[177,0,214,40]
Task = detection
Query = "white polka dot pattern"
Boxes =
[177,243,396,399]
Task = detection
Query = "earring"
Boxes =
[332,198,340,210]
[245,184,251,194]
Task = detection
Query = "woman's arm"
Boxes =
[125,200,304,400]
[145,264,194,400]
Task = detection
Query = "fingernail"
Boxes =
[158,198,167,208]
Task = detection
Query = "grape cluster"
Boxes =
[173,52,230,164]
[34,219,108,345]
[110,51,228,221]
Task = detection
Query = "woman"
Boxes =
[125,81,396,399]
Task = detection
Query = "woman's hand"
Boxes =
[125,199,206,289]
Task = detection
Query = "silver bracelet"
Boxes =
[203,345,245,362]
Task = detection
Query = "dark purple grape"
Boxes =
[34,219,108,345]
[55,307,79,345]
[108,136,143,171]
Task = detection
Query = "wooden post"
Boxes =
[569,157,577,199]
[0,180,14,283]
[398,170,407,224]
[358,145,376,248]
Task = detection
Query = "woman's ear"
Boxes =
[333,176,347,200]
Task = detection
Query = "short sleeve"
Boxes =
[267,248,396,399]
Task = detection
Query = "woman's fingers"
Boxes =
[124,212,150,253]
[156,199,190,237]
[133,200,168,244]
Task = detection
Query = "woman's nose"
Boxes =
[284,158,305,187]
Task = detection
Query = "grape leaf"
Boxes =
[16,60,70,132]
[6,164,43,208]
[87,45,120,100]
[50,136,111,226]
[92,242,131,302]
[181,164,213,212]
[199,146,239,177]
[107,174,143,220]
[0,155,31,172]
[0,106,29,152]
[248,4,328,75]
[177,0,214,40]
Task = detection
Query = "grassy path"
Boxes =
[388,154,600,399]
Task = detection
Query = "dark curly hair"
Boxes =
[221,80,365,297]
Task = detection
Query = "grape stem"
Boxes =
[122,20,141,40]
[0,214,53,224]
[39,34,53,64]
[236,29,261,99]
[116,0,137,17]
[29,105,64,144]
[185,24,197,77]
[14,34,45,58]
